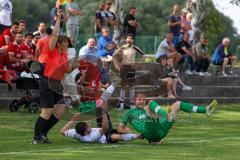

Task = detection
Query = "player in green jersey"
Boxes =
[117,93,217,144]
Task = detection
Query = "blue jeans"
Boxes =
[172,36,180,47]
[179,54,196,71]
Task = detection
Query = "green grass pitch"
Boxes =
[0,104,240,160]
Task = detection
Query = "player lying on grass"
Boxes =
[117,93,217,144]
[60,101,141,144]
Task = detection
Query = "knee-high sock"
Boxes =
[43,114,59,136]
[149,101,165,115]
[34,116,49,137]
[180,102,206,113]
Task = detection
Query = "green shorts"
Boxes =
[143,102,175,141]
[77,101,96,114]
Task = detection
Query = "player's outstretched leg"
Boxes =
[170,100,217,115]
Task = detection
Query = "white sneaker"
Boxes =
[204,72,211,76]
[182,85,192,91]
[192,71,198,75]
[221,71,228,77]
[228,71,234,75]
[185,70,193,75]
[199,72,204,76]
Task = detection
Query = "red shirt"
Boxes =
[7,42,24,71]
[78,59,101,101]
[0,28,15,47]
[44,47,68,80]
[21,42,35,60]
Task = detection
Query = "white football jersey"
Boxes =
[64,128,107,144]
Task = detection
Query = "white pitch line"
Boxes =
[168,137,240,144]
[0,144,133,155]
[1,137,240,155]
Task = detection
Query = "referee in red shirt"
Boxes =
[32,9,77,144]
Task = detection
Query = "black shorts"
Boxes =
[39,77,64,108]
[105,129,118,143]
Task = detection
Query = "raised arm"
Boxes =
[49,9,63,51]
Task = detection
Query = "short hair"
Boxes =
[12,22,20,26]
[46,27,53,35]
[101,26,109,31]
[125,33,134,39]
[75,122,88,136]
[135,93,146,99]
[186,12,192,18]
[16,32,23,35]
[222,37,230,44]
[25,33,33,38]
[129,6,136,11]
[166,32,173,36]
[18,20,25,24]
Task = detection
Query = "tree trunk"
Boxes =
[111,0,124,45]
[186,0,205,44]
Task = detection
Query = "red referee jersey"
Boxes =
[44,47,68,81]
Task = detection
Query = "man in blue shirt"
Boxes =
[168,5,181,47]
[79,38,99,64]
[98,26,116,59]
[97,27,116,84]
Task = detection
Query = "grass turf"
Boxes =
[0,104,240,160]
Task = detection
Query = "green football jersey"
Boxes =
[121,109,147,134]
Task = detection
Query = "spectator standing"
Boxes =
[65,0,83,43]
[95,2,107,39]
[34,23,46,39]
[35,27,53,65]
[180,8,191,40]
[186,13,194,44]
[0,0,12,34]
[168,5,181,47]
[122,6,139,39]
[105,0,116,38]
[50,1,59,29]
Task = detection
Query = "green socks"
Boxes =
[180,102,206,113]
[149,101,165,115]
